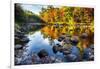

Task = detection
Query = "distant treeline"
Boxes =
[15,3,46,24]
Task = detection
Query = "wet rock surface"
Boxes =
[15,29,30,65]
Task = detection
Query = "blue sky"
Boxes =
[21,4,47,15]
[21,4,60,15]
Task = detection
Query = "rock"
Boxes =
[90,44,94,49]
[52,46,59,54]
[55,58,63,63]
[81,33,88,39]
[50,56,56,62]
[56,44,62,47]
[58,36,65,42]
[15,36,29,45]
[65,54,77,62]
[64,39,71,44]
[31,53,40,64]
[15,57,22,65]
[83,47,94,61]
[15,44,23,50]
[16,50,23,58]
[38,49,48,58]
[63,50,71,55]
[21,37,30,43]
[15,31,25,39]
[89,54,94,60]
[58,46,63,52]
[40,56,53,63]
[71,36,79,45]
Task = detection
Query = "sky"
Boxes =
[21,4,60,15]
[21,4,47,15]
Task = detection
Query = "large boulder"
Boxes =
[38,49,48,58]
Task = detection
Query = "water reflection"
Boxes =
[27,31,54,56]
[27,31,64,58]
[26,24,94,61]
[15,24,94,65]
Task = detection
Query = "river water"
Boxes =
[27,31,64,58]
